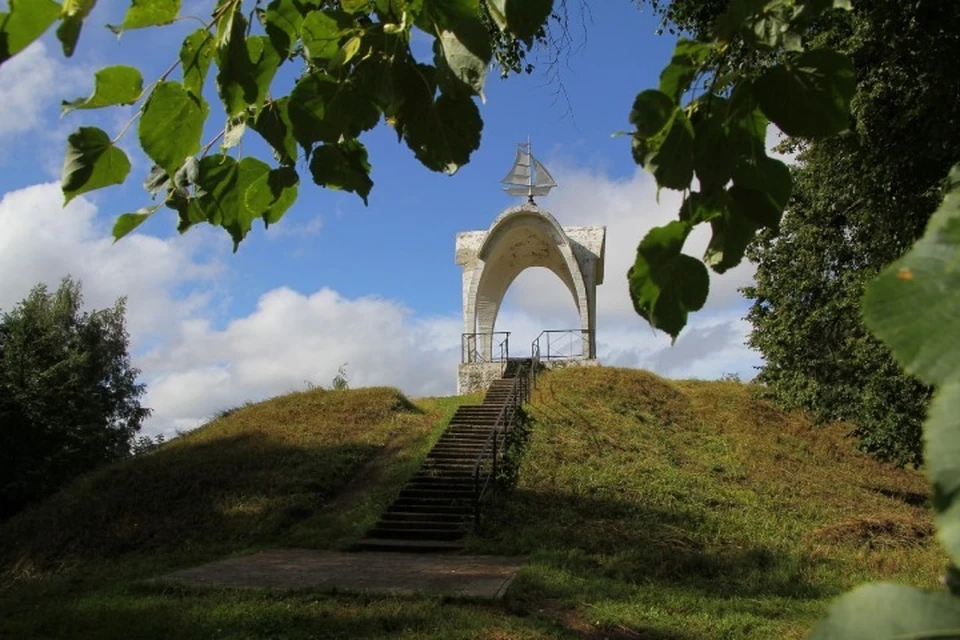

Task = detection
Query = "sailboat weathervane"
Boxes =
[501,140,557,203]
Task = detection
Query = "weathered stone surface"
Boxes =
[158,549,526,599]
[458,362,508,394]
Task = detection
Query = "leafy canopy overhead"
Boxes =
[0,0,547,251]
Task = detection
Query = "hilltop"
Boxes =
[0,368,942,639]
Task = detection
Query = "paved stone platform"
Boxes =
[159,549,526,599]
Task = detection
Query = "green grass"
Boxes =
[0,369,944,639]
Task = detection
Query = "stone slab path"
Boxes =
[159,549,526,600]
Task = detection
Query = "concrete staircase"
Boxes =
[355,361,530,552]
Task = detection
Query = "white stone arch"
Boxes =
[455,204,605,364]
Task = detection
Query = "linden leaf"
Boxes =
[61,127,131,204]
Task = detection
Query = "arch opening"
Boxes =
[455,204,605,393]
[496,266,582,356]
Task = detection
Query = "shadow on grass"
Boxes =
[0,434,382,574]
[475,489,829,603]
[1,580,595,640]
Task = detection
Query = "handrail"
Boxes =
[472,359,531,529]
[461,331,511,364]
[531,329,593,361]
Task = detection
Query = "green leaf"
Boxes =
[180,29,214,99]
[659,39,714,102]
[330,35,362,71]
[702,188,764,273]
[691,103,734,192]
[57,0,98,58]
[310,139,373,204]
[251,98,298,166]
[397,72,483,174]
[488,0,551,39]
[681,190,728,225]
[144,164,170,197]
[288,74,380,150]
[435,26,486,95]
[341,0,372,14]
[62,66,144,115]
[732,154,792,211]
[301,9,353,62]
[810,583,960,640]
[216,9,282,117]
[755,49,855,138]
[743,1,792,50]
[627,221,710,339]
[0,0,61,65]
[179,156,299,246]
[792,0,852,25]
[629,89,675,138]
[112,206,161,241]
[139,81,208,176]
[108,0,181,34]
[223,115,246,150]
[190,156,260,248]
[633,105,695,191]
[61,127,131,204]
[265,0,308,60]
[864,166,960,563]
[928,383,960,568]
[374,0,425,24]
[863,166,960,389]
[419,0,491,95]
[247,166,299,226]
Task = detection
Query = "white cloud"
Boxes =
[0,42,86,139]
[141,289,462,436]
[0,183,221,343]
[0,42,60,137]
[264,214,324,239]
[0,182,464,438]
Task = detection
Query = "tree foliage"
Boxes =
[0,0,560,251]
[0,278,149,519]
[743,0,958,466]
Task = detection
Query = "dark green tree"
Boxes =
[0,277,150,518]
[743,0,959,466]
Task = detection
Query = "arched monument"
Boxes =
[455,144,606,393]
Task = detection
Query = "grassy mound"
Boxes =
[0,368,944,640]
[469,367,941,638]
[0,387,469,577]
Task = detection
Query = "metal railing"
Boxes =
[472,359,532,529]
[531,329,593,361]
[461,331,510,365]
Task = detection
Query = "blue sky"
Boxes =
[0,1,764,436]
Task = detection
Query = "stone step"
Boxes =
[427,449,483,459]
[386,502,473,515]
[443,427,495,435]
[410,469,473,482]
[392,498,472,511]
[380,511,466,523]
[368,527,465,541]
[354,538,463,553]
[407,475,475,485]
[399,488,474,500]
[375,518,467,531]
[419,464,478,474]
[434,438,488,448]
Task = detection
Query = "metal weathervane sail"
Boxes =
[501,140,557,203]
